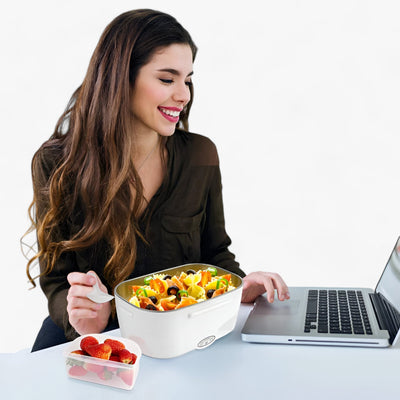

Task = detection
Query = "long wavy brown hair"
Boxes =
[24,9,197,293]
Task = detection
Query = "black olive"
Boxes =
[207,289,215,299]
[145,304,157,310]
[163,275,172,280]
[186,269,196,275]
[149,296,157,304]
[167,285,179,296]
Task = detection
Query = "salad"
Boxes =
[128,267,236,311]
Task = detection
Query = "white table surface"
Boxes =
[1,303,399,400]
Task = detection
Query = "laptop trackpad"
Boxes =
[253,295,300,316]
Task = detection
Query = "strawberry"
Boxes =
[130,353,137,365]
[86,343,112,360]
[71,349,87,356]
[107,355,120,372]
[84,362,104,374]
[68,365,87,377]
[104,339,125,355]
[80,336,99,353]
[97,369,113,380]
[118,348,133,364]
[118,369,134,386]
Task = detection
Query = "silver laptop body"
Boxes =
[241,237,400,348]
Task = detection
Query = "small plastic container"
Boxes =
[64,334,141,390]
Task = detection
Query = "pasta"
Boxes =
[128,267,236,311]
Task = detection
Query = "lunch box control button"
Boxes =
[197,335,216,348]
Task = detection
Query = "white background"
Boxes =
[1,0,399,352]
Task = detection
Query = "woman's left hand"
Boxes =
[241,271,290,303]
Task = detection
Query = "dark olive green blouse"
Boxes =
[35,129,245,340]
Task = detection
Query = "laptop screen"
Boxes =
[375,236,400,314]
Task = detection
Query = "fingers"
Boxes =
[66,271,102,324]
[267,272,290,302]
[66,271,112,335]
[87,270,108,293]
[67,271,96,287]
[67,282,96,300]
[67,270,106,297]
[262,274,276,303]
[67,296,100,320]
[67,295,100,311]
[241,271,290,304]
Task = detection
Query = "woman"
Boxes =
[25,9,290,351]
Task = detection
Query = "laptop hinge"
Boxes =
[369,292,400,344]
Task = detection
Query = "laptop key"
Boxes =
[318,325,329,333]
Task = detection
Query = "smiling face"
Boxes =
[130,43,194,138]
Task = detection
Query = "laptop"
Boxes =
[241,237,400,347]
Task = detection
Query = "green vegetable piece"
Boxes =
[216,278,229,290]
[143,276,153,285]
[177,289,188,301]
[136,288,148,297]
[207,267,218,277]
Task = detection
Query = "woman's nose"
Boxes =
[173,81,190,105]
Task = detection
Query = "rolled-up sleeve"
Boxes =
[200,161,245,278]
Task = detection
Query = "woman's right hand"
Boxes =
[66,271,111,336]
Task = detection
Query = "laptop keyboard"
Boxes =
[304,289,373,335]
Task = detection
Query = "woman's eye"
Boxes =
[185,80,193,86]
[159,78,173,84]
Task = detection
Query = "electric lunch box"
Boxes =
[115,263,243,358]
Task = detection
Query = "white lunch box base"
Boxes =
[115,264,243,358]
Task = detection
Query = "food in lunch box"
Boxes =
[128,266,236,311]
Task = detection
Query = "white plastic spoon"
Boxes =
[86,274,114,303]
